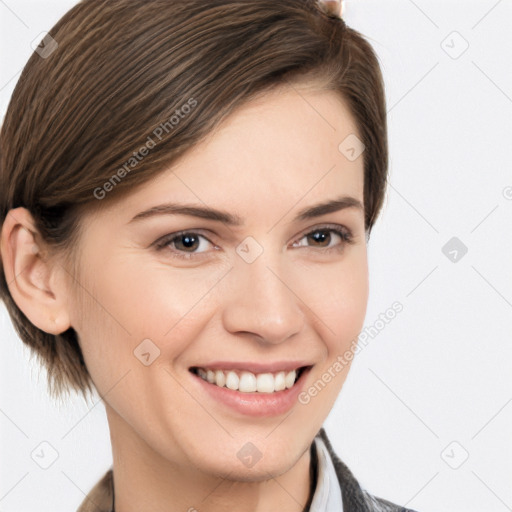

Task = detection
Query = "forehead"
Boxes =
[86,86,364,227]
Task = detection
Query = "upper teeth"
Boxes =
[196,368,299,393]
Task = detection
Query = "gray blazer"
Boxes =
[315,428,418,511]
[77,427,418,512]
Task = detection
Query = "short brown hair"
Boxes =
[0,0,388,400]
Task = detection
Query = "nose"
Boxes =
[221,253,305,346]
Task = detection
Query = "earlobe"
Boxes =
[0,207,71,335]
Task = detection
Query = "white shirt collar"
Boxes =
[309,435,344,512]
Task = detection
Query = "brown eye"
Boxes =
[173,233,201,252]
[306,230,333,247]
[293,226,353,251]
[155,231,215,260]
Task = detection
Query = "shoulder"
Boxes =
[76,468,113,512]
[361,491,419,512]
[317,428,419,512]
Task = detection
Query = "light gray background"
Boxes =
[1,1,511,511]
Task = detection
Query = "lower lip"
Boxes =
[190,367,311,417]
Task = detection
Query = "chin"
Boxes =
[203,455,300,483]
[190,434,309,482]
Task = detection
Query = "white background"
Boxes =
[1,1,511,511]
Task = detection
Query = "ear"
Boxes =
[0,207,71,335]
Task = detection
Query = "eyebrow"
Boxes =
[128,196,363,226]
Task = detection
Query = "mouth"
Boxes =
[189,365,311,394]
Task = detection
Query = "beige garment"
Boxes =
[77,469,113,512]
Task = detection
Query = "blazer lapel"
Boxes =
[317,427,373,511]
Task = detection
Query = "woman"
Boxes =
[0,0,418,510]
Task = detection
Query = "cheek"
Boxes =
[296,248,369,351]
[292,250,368,415]
[331,253,369,344]
[71,257,225,382]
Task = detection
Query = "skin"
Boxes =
[1,83,368,511]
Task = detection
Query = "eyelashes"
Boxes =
[154,224,355,261]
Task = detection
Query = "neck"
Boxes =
[106,405,314,512]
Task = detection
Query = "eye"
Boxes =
[154,231,216,260]
[292,225,354,253]
[154,224,355,261]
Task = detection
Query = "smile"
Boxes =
[190,366,308,393]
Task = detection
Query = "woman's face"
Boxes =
[66,84,368,480]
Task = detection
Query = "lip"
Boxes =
[189,360,311,374]
[189,365,312,417]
